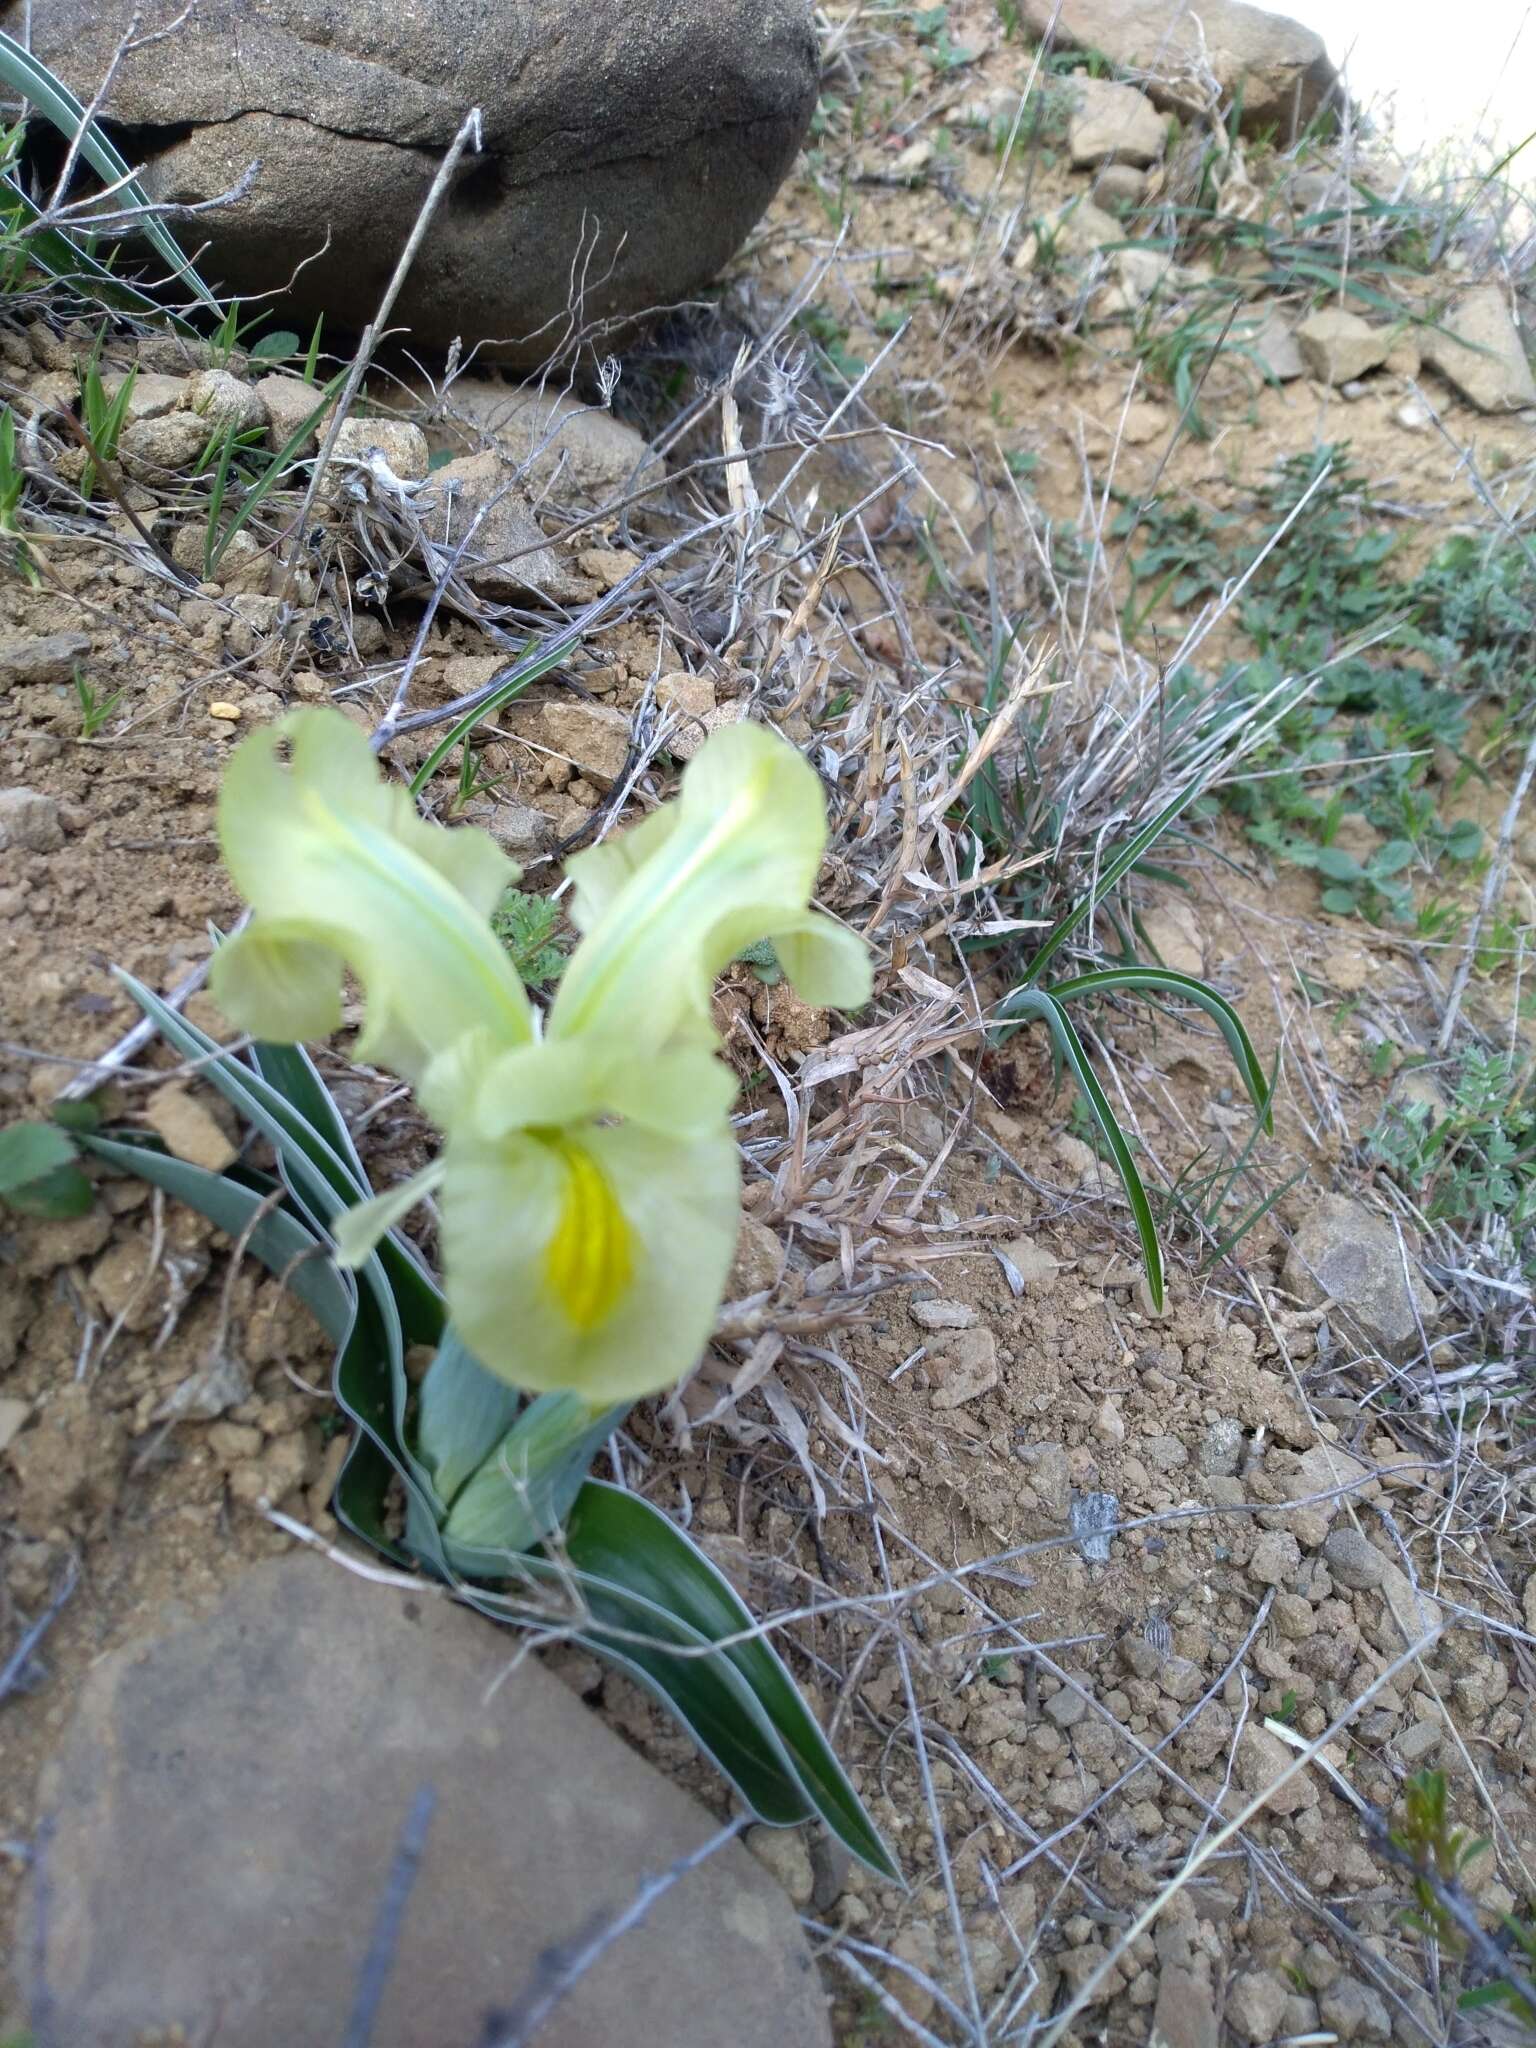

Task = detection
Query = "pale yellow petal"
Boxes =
[438,1119,740,1405]
[550,721,851,1051]
[331,1161,445,1268]
[214,708,533,1076]
[208,924,343,1044]
[770,911,873,1010]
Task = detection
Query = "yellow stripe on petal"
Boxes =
[542,1140,633,1330]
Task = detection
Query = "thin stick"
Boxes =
[340,1784,439,2048]
[0,1554,80,1705]
[476,1816,747,2048]
[1037,1630,1440,2047]
[1437,723,1536,1052]
[276,106,484,606]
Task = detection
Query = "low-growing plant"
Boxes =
[75,350,135,500]
[1390,1768,1536,2028]
[1369,1049,1536,1274]
[0,403,38,585]
[72,666,124,738]
[77,708,895,1879]
[0,1116,93,1217]
[0,30,220,323]
[491,889,568,991]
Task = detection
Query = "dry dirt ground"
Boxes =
[4,4,1536,2043]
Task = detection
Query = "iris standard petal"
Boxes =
[213,708,534,1078]
[551,721,862,1050]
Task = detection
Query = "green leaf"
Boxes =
[562,1482,900,1878]
[247,1037,444,1347]
[80,1134,353,1341]
[443,1391,624,1554]
[1044,966,1273,1132]
[0,29,220,312]
[1021,778,1205,985]
[1320,886,1359,915]
[414,1328,524,1509]
[250,330,301,361]
[1370,838,1416,877]
[0,1120,77,1193]
[3,1160,93,1218]
[1003,988,1164,1309]
[1314,844,1365,881]
[1458,1983,1521,2015]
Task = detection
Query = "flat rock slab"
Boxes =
[19,1554,831,2048]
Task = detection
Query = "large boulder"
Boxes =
[7,0,819,362]
[17,1554,832,2048]
[1020,0,1337,140]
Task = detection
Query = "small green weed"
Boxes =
[0,403,37,585]
[73,666,124,737]
[1114,447,1499,925]
[1390,1768,1536,2028]
[0,1117,92,1218]
[75,350,135,500]
[491,890,568,991]
[1369,1049,1536,1274]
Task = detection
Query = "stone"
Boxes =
[1237,1724,1317,1814]
[103,368,190,420]
[1321,1524,1386,1590]
[727,1215,786,1298]
[539,700,632,790]
[656,671,719,759]
[1245,305,1304,382]
[1001,1236,1060,1288]
[1227,1969,1290,2044]
[0,1395,29,1454]
[1392,1715,1441,1765]
[1070,1490,1120,1563]
[1199,1417,1244,1477]
[253,371,328,453]
[1296,309,1390,386]
[423,450,582,603]
[331,417,431,482]
[18,1555,830,2048]
[1094,1395,1126,1445]
[1247,1529,1300,1586]
[1151,1963,1218,2048]
[929,1326,1000,1409]
[1021,1443,1073,1521]
[745,1825,815,1908]
[1283,1194,1436,1361]
[487,801,556,858]
[0,786,63,853]
[0,630,91,685]
[143,1082,238,1173]
[1044,1681,1089,1729]
[1092,162,1147,212]
[1319,1977,1392,2041]
[399,377,660,501]
[120,407,210,475]
[20,0,820,366]
[1140,898,1203,976]
[1067,76,1166,168]
[910,1298,979,1330]
[188,367,269,437]
[1272,1591,1315,1638]
[1422,283,1536,413]
[1019,0,1337,139]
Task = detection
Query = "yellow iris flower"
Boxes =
[212,707,869,1404]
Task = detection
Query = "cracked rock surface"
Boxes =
[7,0,819,360]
